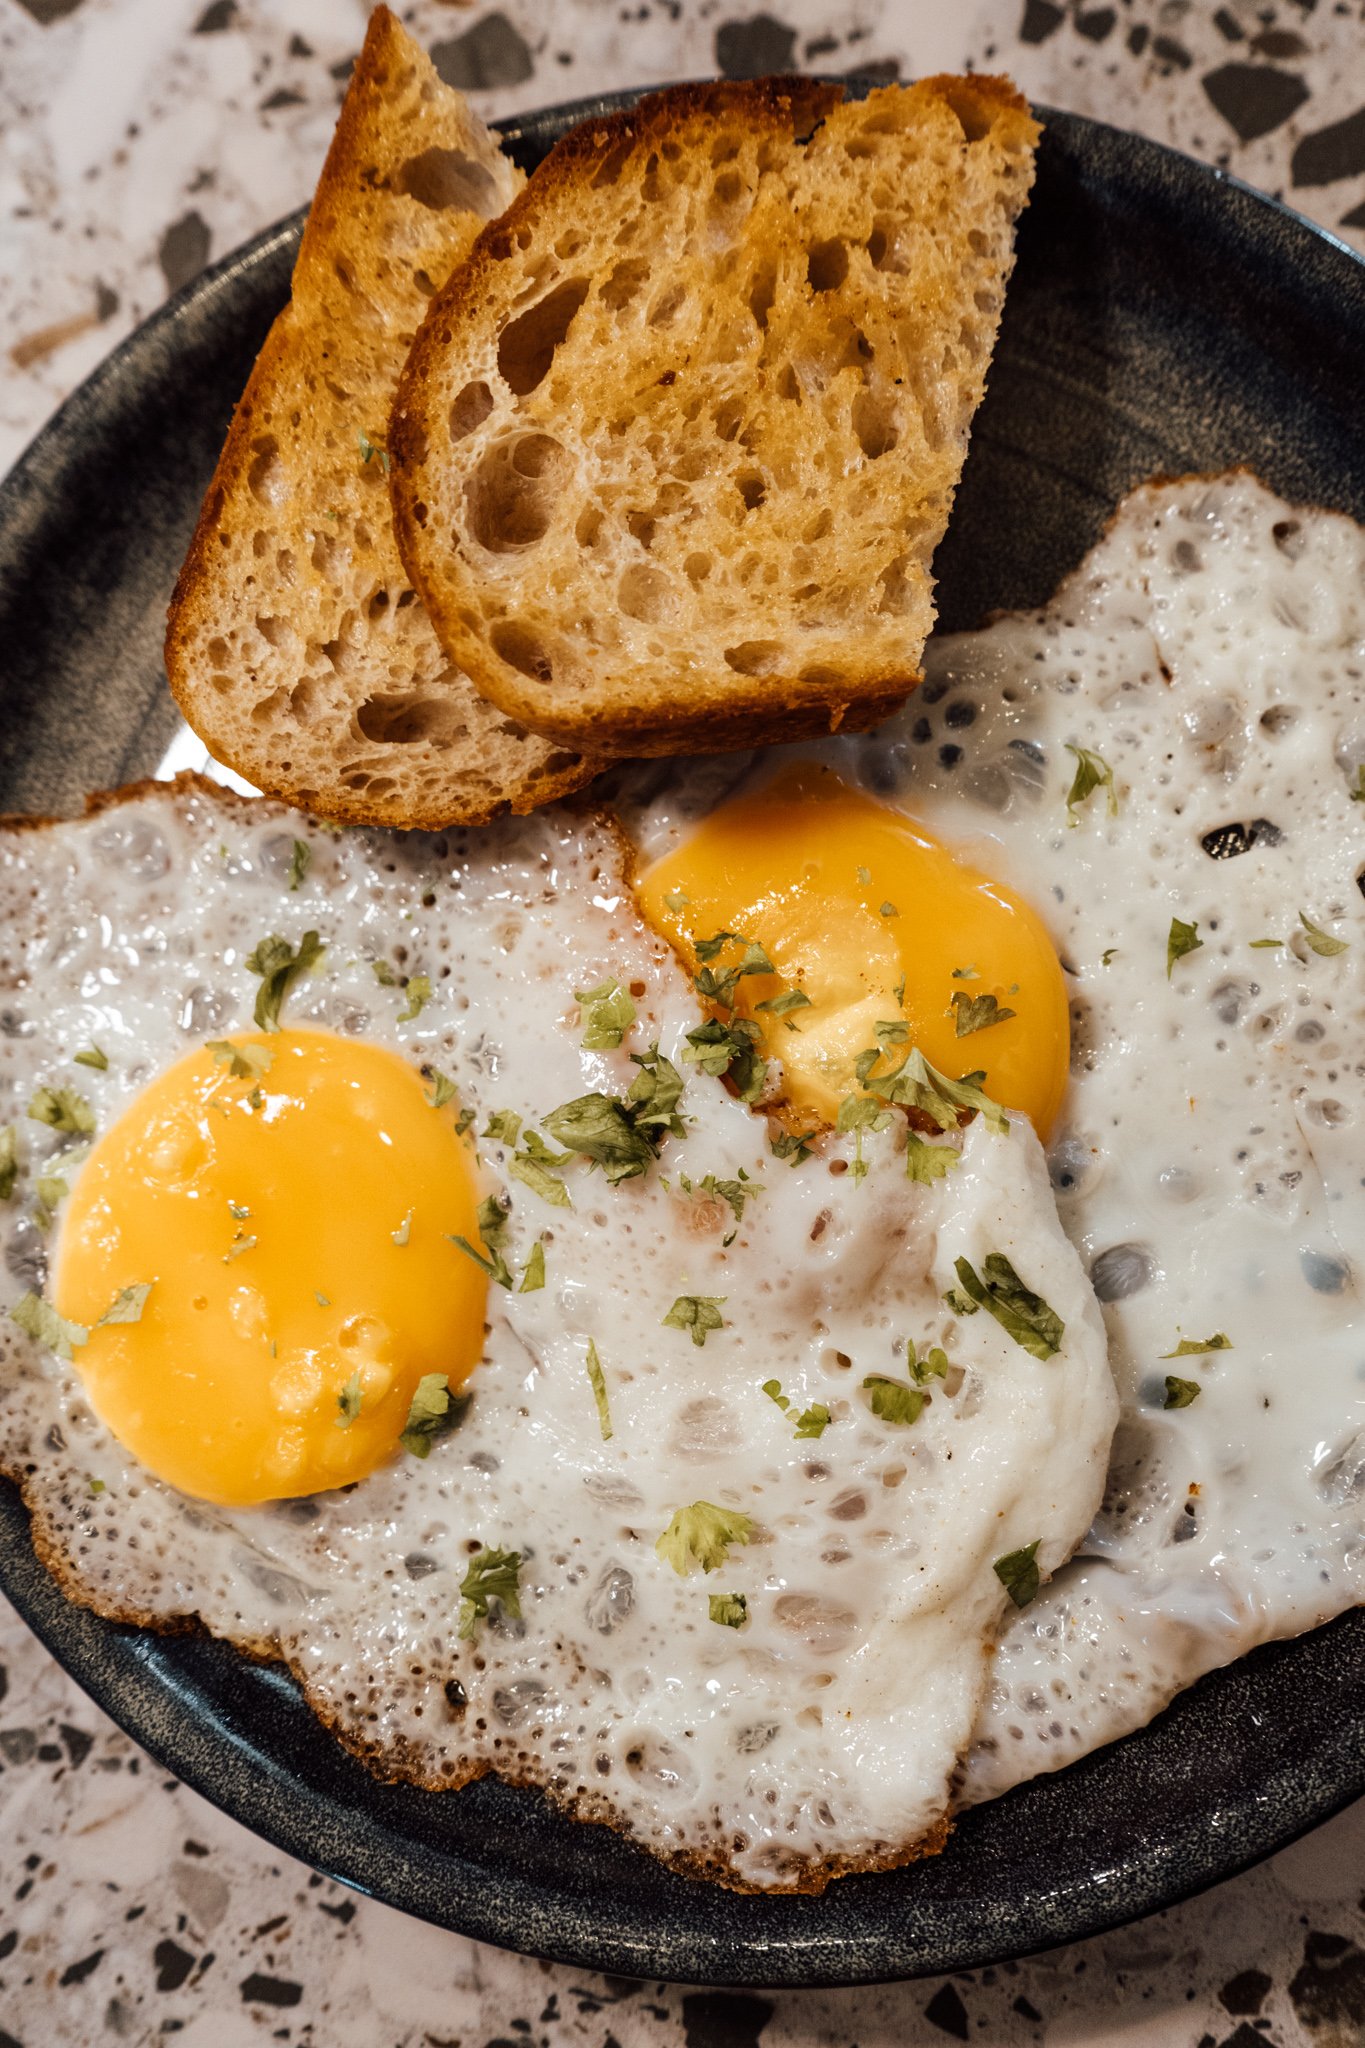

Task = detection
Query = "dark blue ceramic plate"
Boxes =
[1,90,1364,1989]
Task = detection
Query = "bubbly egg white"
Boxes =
[625,470,1365,1804]
[0,780,1114,1888]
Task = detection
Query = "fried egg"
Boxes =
[0,777,1114,1889]
[622,469,1365,1806]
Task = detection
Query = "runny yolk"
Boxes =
[635,764,1070,1137]
[54,1029,487,1505]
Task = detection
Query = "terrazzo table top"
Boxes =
[4,1,1365,2043]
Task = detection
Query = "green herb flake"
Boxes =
[908,1340,950,1384]
[372,960,398,987]
[1167,917,1203,978]
[952,965,979,982]
[754,986,812,1019]
[684,1015,767,1101]
[626,1044,687,1137]
[904,1131,959,1184]
[1349,764,1365,803]
[951,990,1017,1038]
[709,1593,748,1628]
[1162,1333,1231,1357]
[73,1045,109,1072]
[458,1546,523,1640]
[879,901,899,919]
[223,1233,258,1264]
[836,1091,892,1180]
[1249,938,1284,949]
[97,1282,151,1328]
[519,1240,546,1293]
[1299,912,1349,958]
[87,1477,105,1498]
[0,1126,18,1202]
[770,1127,817,1165]
[484,1109,523,1146]
[287,839,311,892]
[951,1254,1064,1360]
[509,1146,572,1208]
[391,1210,412,1248]
[425,1068,458,1111]
[543,1090,660,1184]
[662,1295,726,1347]
[1163,1375,1202,1409]
[856,866,872,885]
[27,1087,95,1137]
[315,1291,330,1307]
[448,1232,513,1290]
[584,1338,613,1440]
[863,1046,1009,1138]
[863,1374,925,1426]
[762,1378,790,1414]
[246,929,325,1030]
[575,978,637,1050]
[656,1501,753,1577]
[10,1290,88,1359]
[398,974,432,1023]
[358,428,391,474]
[400,1372,471,1458]
[663,888,690,914]
[793,1402,831,1439]
[994,1540,1041,1608]
[336,1369,363,1427]
[207,1039,275,1082]
[1064,744,1118,825]
[1101,947,1118,966]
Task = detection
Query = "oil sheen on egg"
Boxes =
[0,778,1114,1889]
[624,469,1365,1809]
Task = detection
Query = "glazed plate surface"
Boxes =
[1,89,1364,1987]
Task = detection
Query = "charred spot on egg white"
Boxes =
[635,764,1070,1138]
[52,1028,486,1504]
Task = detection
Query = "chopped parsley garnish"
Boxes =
[862,1374,925,1426]
[10,1291,87,1359]
[1101,947,1118,966]
[424,1067,458,1110]
[99,1282,151,1326]
[207,1039,274,1082]
[1299,912,1349,958]
[485,1109,522,1146]
[542,1047,684,1185]
[584,1338,613,1440]
[575,978,636,1050]
[755,986,812,1020]
[684,1015,767,1101]
[709,1593,748,1628]
[656,1501,753,1577]
[287,839,311,892]
[400,1372,470,1457]
[1249,938,1284,949]
[994,1541,1041,1608]
[519,1240,546,1292]
[372,960,397,987]
[1162,1333,1231,1357]
[1166,917,1202,978]
[770,1126,818,1165]
[1064,744,1118,825]
[315,1291,330,1307]
[856,866,872,885]
[28,1087,94,1137]
[391,1211,412,1247]
[398,974,432,1022]
[904,1131,959,1184]
[73,1046,109,1072]
[908,1340,951,1384]
[0,1126,18,1202]
[223,1232,257,1263]
[836,1091,892,1180]
[879,901,899,919]
[1163,1375,1202,1409]
[449,1231,513,1290]
[1349,765,1365,803]
[949,1254,1064,1360]
[762,1379,831,1438]
[336,1370,362,1426]
[358,428,391,474]
[951,990,1017,1038]
[477,1193,509,1246]
[662,1295,726,1347]
[952,965,979,981]
[458,1546,523,1640]
[680,1170,755,1227]
[509,1130,573,1208]
[87,1477,105,1498]
[34,1146,87,1232]
[861,1045,1009,1138]
[626,1044,686,1137]
[246,930,324,1030]
[663,888,690,913]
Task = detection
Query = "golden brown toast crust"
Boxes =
[390,73,1040,755]
[165,7,601,830]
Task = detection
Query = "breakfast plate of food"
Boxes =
[1,4,1365,1988]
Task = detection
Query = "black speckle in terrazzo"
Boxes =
[260,88,305,111]
[1252,29,1310,62]
[924,1982,971,2039]
[1203,62,1310,143]
[240,1972,304,2008]
[0,1930,16,1962]
[1216,2027,1271,2048]
[57,1949,104,1987]
[153,1938,196,1992]
[0,1729,35,1766]
[1127,23,1149,56]
[1292,106,1365,187]
[317,1896,355,1923]
[1013,1994,1044,2022]
[10,0,86,20]
[0,1665,7,1708]
[1075,9,1116,45]
[1342,199,1365,228]
[1213,7,1244,41]
[1019,0,1064,45]
[1289,1930,1365,2033]
[1152,34,1194,71]
[714,16,797,79]
[193,0,238,31]
[431,14,533,93]
[57,1723,91,1767]
[158,212,212,297]
[1220,1967,1273,2015]
[679,1992,773,2048]
[0,2029,22,2048]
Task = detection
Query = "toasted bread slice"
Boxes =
[388,75,1040,757]
[165,6,600,829]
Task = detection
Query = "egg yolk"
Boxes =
[54,1029,487,1506]
[636,765,1069,1136]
